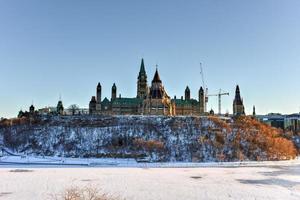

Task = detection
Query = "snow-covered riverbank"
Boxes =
[1,155,299,168]
[0,160,300,200]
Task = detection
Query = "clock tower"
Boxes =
[137,58,148,99]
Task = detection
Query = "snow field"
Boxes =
[0,161,300,200]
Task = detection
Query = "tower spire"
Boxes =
[137,58,148,99]
[96,82,102,111]
[185,86,190,100]
[111,83,117,101]
[253,105,256,116]
[140,58,145,74]
[233,85,245,116]
[138,58,147,79]
[152,67,161,83]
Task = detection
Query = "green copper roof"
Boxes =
[102,97,110,104]
[173,99,199,106]
[112,98,143,106]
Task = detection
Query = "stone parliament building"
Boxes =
[19,59,245,117]
[89,59,206,116]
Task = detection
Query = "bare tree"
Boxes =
[68,104,80,115]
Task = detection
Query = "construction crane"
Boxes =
[207,89,229,115]
[200,63,208,112]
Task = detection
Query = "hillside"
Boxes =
[0,115,298,162]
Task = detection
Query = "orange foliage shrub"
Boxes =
[233,116,297,160]
[208,116,231,132]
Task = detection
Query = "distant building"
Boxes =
[89,59,206,116]
[142,68,174,115]
[64,108,89,115]
[233,85,245,116]
[172,87,202,116]
[29,104,35,114]
[285,113,300,134]
[18,104,38,118]
[256,113,300,134]
[57,100,64,115]
[96,83,102,111]
[89,96,97,114]
[198,87,205,115]
[38,107,57,115]
[137,59,148,99]
[259,113,285,130]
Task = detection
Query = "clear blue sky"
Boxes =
[0,0,299,118]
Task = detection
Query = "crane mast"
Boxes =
[207,89,229,115]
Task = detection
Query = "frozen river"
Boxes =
[0,161,300,200]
